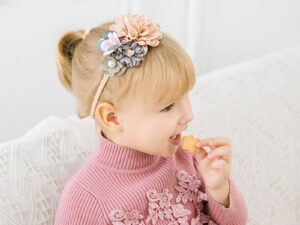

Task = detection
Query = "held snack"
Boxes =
[182,135,201,153]
[182,135,211,154]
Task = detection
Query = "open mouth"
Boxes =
[168,133,181,145]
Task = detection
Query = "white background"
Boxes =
[0,0,299,142]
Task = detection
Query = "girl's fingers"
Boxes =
[196,147,209,161]
[210,157,227,170]
[207,146,231,162]
[196,137,231,148]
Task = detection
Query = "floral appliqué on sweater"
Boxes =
[109,170,217,225]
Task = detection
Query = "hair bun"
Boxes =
[56,30,83,92]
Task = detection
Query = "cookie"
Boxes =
[182,135,201,153]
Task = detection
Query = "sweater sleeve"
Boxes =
[191,152,248,225]
[54,182,103,225]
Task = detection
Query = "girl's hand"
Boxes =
[195,137,232,191]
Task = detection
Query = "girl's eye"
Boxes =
[161,103,174,112]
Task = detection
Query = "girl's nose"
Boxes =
[185,108,194,123]
[180,99,194,124]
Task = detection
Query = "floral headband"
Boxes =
[88,12,162,118]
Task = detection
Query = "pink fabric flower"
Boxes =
[171,204,191,218]
[158,189,173,208]
[164,208,173,220]
[110,209,125,222]
[178,216,189,225]
[109,209,145,225]
[124,210,144,225]
[146,188,191,225]
[147,189,159,202]
[109,12,162,54]
[146,189,173,224]
[175,170,203,204]
[197,191,208,202]
[191,217,202,225]
[110,169,216,225]
[98,31,121,56]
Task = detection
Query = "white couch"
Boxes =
[0,44,299,225]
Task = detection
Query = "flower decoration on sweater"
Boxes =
[108,170,217,225]
[109,209,145,225]
[175,170,217,225]
[98,12,162,76]
[175,170,203,204]
[146,188,191,225]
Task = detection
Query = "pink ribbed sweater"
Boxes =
[54,133,248,225]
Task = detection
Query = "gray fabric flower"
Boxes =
[100,56,126,76]
[112,40,145,68]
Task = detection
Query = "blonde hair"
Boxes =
[56,20,196,135]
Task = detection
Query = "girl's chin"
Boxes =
[165,145,179,156]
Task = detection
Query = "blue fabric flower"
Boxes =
[97,31,121,56]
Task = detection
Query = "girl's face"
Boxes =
[111,92,194,157]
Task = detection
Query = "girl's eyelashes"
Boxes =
[161,103,175,112]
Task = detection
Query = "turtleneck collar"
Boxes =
[92,132,161,171]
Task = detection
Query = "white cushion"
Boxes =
[0,44,299,224]
[187,44,300,224]
[0,115,98,224]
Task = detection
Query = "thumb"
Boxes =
[196,147,208,161]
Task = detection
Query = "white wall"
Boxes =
[0,0,299,142]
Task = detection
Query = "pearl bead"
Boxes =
[107,59,116,68]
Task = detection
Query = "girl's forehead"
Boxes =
[117,84,190,114]
[159,91,188,104]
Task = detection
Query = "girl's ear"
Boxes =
[95,102,122,132]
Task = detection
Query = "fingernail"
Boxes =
[202,146,211,153]
[196,143,201,147]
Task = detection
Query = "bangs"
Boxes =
[128,33,196,113]
[103,32,196,114]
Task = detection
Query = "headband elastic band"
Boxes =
[89,74,109,118]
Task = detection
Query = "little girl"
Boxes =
[54,12,248,225]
